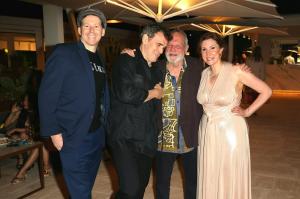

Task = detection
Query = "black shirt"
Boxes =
[16,109,29,128]
[86,49,106,132]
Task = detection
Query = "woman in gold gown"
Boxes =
[196,32,272,199]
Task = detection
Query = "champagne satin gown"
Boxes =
[197,62,251,199]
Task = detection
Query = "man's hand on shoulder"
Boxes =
[121,48,136,57]
[234,63,251,73]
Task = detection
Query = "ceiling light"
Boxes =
[107,19,122,23]
[170,0,189,10]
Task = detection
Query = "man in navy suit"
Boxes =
[38,8,109,199]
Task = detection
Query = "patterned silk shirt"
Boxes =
[157,59,193,153]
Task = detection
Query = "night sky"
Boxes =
[0,0,43,19]
[271,0,300,15]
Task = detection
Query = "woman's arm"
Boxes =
[4,105,21,127]
[6,127,27,136]
[232,68,272,117]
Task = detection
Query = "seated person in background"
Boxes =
[11,143,52,184]
[6,117,31,140]
[3,95,31,140]
[2,95,33,168]
[283,53,295,65]
[0,102,22,135]
[9,94,53,184]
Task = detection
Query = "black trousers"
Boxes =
[110,142,153,199]
[155,149,197,199]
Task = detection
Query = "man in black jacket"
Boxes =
[108,24,171,199]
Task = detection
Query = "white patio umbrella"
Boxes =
[166,16,288,37]
[27,0,283,25]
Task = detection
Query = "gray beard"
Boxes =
[166,54,184,65]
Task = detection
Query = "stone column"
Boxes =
[228,35,234,62]
[43,4,64,47]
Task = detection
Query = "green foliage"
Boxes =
[0,72,29,102]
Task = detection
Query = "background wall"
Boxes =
[266,64,300,90]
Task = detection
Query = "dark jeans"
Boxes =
[156,149,197,199]
[60,128,105,199]
[110,141,153,199]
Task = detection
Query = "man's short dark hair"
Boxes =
[76,8,107,29]
[140,24,171,42]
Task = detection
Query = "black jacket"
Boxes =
[108,49,159,157]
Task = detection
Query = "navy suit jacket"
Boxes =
[38,41,109,149]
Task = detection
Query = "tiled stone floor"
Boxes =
[0,95,299,199]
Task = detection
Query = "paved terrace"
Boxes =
[0,95,300,199]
